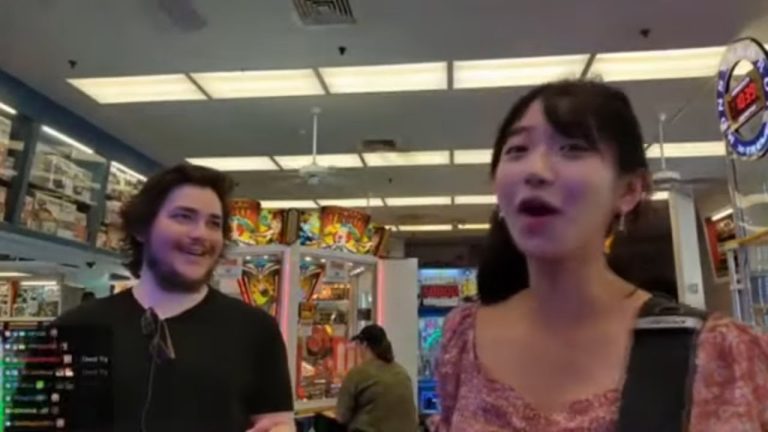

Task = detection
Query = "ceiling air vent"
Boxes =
[361,139,398,152]
[293,0,356,26]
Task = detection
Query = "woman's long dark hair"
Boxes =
[369,340,395,363]
[478,80,649,305]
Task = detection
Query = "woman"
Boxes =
[436,80,768,431]
[336,324,418,432]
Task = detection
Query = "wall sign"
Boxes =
[324,260,349,284]
[716,38,768,160]
[420,284,461,307]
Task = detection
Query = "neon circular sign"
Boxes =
[716,38,768,160]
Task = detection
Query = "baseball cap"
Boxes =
[351,324,387,346]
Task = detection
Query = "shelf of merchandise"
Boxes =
[722,227,768,330]
[0,262,67,321]
[0,112,148,262]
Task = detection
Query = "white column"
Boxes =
[668,189,707,309]
[377,258,419,400]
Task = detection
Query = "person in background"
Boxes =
[55,164,295,432]
[336,324,418,432]
[80,290,96,303]
[436,80,768,430]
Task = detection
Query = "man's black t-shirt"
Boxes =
[54,288,293,432]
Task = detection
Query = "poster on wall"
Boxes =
[704,212,737,280]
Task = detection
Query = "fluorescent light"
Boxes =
[646,141,725,158]
[273,154,363,170]
[711,206,733,221]
[590,46,725,82]
[41,126,94,154]
[316,198,385,207]
[0,272,30,278]
[111,161,147,181]
[67,75,206,104]
[457,223,491,230]
[20,280,59,286]
[732,61,754,76]
[190,69,324,99]
[319,62,448,94]
[385,196,452,207]
[260,200,318,209]
[453,149,492,165]
[186,156,279,172]
[0,101,17,116]
[454,195,496,205]
[651,191,669,201]
[362,151,451,167]
[453,54,589,89]
[398,224,453,232]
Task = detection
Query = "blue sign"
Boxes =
[716,38,768,160]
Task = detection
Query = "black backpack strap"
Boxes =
[617,296,708,432]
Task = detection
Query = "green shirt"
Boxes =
[336,358,418,432]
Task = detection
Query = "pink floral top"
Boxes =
[437,304,768,431]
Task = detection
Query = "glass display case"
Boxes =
[25,127,106,243]
[0,112,25,223]
[294,251,376,405]
[98,162,145,251]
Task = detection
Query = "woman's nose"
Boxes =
[523,151,555,187]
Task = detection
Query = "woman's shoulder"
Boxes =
[442,303,478,343]
[690,314,768,428]
[697,314,768,359]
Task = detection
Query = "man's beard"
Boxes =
[144,244,216,293]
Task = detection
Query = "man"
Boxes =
[55,164,294,432]
[335,324,418,432]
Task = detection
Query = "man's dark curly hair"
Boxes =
[120,164,235,277]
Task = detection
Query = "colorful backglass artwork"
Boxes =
[418,316,445,380]
[238,256,281,317]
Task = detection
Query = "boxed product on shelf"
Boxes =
[0,185,6,221]
[0,116,11,170]
[30,191,88,241]
[104,199,122,226]
[106,169,143,202]
[0,281,10,317]
[12,284,60,318]
[30,152,95,204]
[20,195,34,228]
[98,224,124,251]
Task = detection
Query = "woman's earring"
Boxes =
[617,212,626,233]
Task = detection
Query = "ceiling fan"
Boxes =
[650,113,722,191]
[295,107,335,187]
[275,108,380,209]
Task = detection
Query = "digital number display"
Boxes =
[421,285,460,299]
[728,80,761,121]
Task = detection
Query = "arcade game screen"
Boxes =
[417,268,478,414]
[0,321,112,431]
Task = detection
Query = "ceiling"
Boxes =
[1,0,767,230]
